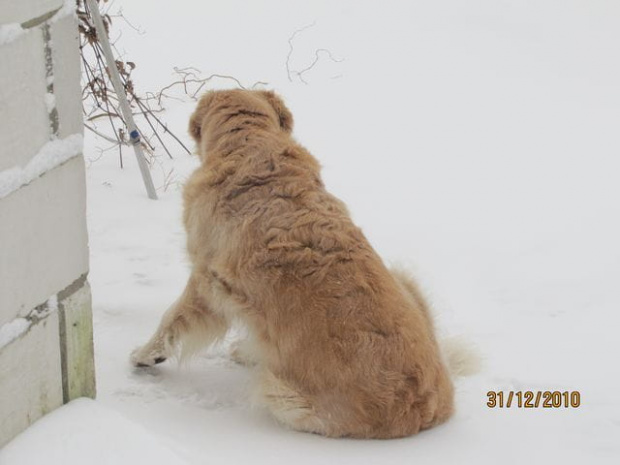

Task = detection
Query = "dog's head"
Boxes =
[189,89,293,159]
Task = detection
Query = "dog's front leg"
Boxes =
[130,273,228,367]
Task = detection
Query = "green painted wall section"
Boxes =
[59,279,96,402]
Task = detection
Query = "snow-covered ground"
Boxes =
[3,0,620,463]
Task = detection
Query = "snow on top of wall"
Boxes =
[0,0,75,46]
[51,0,79,22]
[0,134,83,199]
[46,295,58,314]
[45,92,56,114]
[0,294,59,350]
[0,318,30,350]
[0,24,24,46]
[0,298,56,350]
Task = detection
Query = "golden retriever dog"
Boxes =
[131,89,455,438]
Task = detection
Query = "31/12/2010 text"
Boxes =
[487,391,581,408]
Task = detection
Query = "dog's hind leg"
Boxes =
[230,330,261,366]
[130,274,228,367]
[255,370,329,436]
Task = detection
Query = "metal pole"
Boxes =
[86,0,158,200]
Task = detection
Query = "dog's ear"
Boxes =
[259,90,294,133]
[189,92,216,142]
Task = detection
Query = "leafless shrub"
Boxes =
[77,0,266,168]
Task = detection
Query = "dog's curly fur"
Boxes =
[131,89,454,438]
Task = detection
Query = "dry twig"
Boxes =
[286,22,344,84]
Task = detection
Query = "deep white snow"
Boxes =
[2,0,620,463]
[0,399,190,465]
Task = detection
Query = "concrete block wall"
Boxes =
[0,0,95,447]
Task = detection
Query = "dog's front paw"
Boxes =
[130,346,167,368]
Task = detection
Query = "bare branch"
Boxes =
[142,67,268,109]
[286,22,317,81]
[85,123,129,145]
[296,48,344,84]
[285,22,344,85]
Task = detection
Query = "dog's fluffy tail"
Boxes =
[440,335,481,378]
[389,265,481,378]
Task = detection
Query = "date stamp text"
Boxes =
[486,391,581,408]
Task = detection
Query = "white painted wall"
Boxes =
[0,0,95,447]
